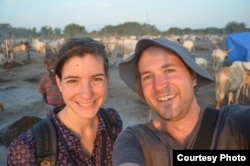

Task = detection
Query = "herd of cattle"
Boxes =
[214,54,250,109]
[0,34,249,112]
[0,38,65,63]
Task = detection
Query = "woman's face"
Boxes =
[56,54,109,119]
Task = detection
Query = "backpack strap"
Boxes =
[193,107,219,149]
[33,118,57,166]
[100,108,117,142]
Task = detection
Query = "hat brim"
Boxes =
[119,38,214,92]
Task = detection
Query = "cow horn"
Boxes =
[226,47,234,53]
[241,62,250,74]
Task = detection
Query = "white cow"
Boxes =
[46,38,65,54]
[177,38,195,52]
[183,40,195,52]
[195,57,207,68]
[231,61,250,98]
[31,39,46,57]
[211,48,233,78]
[215,62,250,109]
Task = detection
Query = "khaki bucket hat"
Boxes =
[119,37,214,92]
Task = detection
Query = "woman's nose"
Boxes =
[79,81,93,99]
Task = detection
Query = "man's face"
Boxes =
[138,46,197,121]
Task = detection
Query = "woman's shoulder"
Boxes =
[9,128,35,149]
[103,107,123,130]
[7,128,36,164]
[105,107,119,115]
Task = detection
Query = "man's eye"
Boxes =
[165,69,174,73]
[93,77,104,82]
[142,75,152,81]
[67,80,77,83]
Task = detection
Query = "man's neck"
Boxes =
[154,106,201,146]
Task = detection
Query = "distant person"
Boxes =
[0,101,4,112]
[7,37,123,165]
[24,40,31,59]
[113,38,250,166]
[39,49,65,117]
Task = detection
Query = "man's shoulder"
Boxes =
[123,123,155,137]
[218,104,250,123]
[126,123,148,130]
[219,104,250,114]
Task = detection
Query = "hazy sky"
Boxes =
[1,0,250,32]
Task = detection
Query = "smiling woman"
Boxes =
[7,37,123,166]
[56,55,108,119]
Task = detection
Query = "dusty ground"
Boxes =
[0,41,249,164]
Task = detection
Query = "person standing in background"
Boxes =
[39,49,65,117]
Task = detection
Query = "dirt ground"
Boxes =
[0,41,249,164]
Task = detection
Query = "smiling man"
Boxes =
[112,38,250,166]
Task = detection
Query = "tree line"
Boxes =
[0,21,249,40]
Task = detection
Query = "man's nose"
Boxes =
[154,74,167,91]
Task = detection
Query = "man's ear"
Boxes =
[192,72,197,87]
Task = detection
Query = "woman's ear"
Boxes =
[55,75,62,92]
[107,73,110,83]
